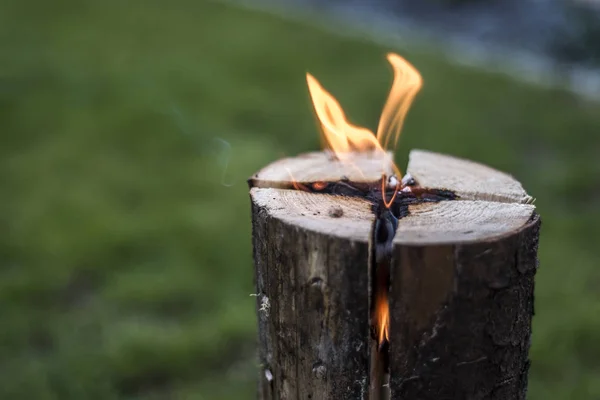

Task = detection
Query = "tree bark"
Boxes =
[251,190,372,399]
[249,150,540,400]
[389,214,540,399]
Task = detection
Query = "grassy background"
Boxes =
[1,0,599,399]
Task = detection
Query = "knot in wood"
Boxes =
[312,362,326,380]
[328,206,344,218]
[309,276,324,288]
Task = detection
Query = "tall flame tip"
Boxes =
[306,52,422,180]
[386,52,401,61]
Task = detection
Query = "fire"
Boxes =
[306,52,422,209]
[374,289,390,346]
[305,73,383,159]
[285,167,310,192]
[307,53,421,348]
[377,53,423,150]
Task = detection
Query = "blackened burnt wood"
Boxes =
[249,150,540,400]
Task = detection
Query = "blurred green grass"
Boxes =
[0,0,599,399]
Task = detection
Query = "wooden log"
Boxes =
[249,150,540,400]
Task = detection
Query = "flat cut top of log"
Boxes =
[251,187,374,242]
[250,150,536,244]
[395,200,535,244]
[407,149,533,204]
[249,151,394,189]
[251,188,534,244]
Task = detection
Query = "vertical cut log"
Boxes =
[249,150,540,400]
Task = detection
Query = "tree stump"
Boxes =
[249,150,540,400]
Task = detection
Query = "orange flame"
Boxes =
[374,290,390,346]
[377,53,423,151]
[306,73,383,159]
[306,53,422,210]
[286,167,310,192]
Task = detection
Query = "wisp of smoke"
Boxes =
[212,137,235,187]
[169,104,236,187]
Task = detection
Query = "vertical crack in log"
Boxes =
[368,204,398,400]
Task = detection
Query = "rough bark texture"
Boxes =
[389,214,540,400]
[252,201,371,400]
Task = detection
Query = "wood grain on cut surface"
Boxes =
[250,187,374,242]
[250,151,394,188]
[250,189,536,246]
[394,200,536,244]
[407,149,534,204]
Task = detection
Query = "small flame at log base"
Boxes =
[369,205,397,400]
[371,208,396,350]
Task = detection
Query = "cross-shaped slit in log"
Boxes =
[249,149,539,400]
